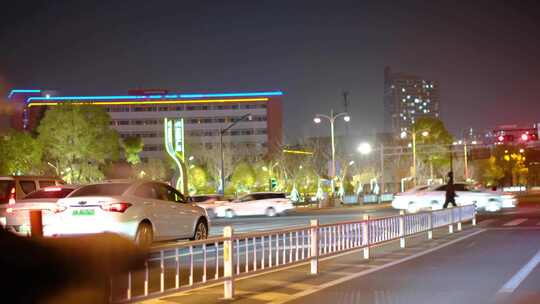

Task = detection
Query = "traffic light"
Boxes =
[496,135,514,143]
[270,178,277,191]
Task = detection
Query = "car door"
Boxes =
[425,185,446,209]
[133,183,169,238]
[161,185,198,238]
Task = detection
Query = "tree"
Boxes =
[188,165,209,195]
[0,129,43,175]
[122,136,144,165]
[412,117,453,182]
[229,161,255,195]
[137,158,171,182]
[37,105,120,184]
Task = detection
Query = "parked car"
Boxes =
[4,185,79,236]
[0,176,64,226]
[391,183,517,213]
[190,194,230,218]
[46,181,209,247]
[211,192,294,218]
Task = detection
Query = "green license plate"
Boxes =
[72,209,95,216]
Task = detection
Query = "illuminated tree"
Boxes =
[0,129,43,175]
[122,136,144,165]
[229,161,255,195]
[188,165,209,195]
[37,105,120,184]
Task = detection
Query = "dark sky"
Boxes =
[1,0,540,142]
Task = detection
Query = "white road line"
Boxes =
[498,249,540,294]
[269,229,487,304]
[503,219,528,226]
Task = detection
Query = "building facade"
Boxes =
[383,67,440,137]
[8,89,283,159]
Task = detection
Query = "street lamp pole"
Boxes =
[219,113,252,195]
[314,109,350,197]
[412,130,417,185]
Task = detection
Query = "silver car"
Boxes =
[47,181,209,247]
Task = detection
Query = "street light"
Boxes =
[219,113,252,194]
[401,127,429,185]
[357,142,372,155]
[313,109,350,196]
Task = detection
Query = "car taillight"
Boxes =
[44,187,62,192]
[101,202,132,213]
[8,187,15,205]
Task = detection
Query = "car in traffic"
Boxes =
[0,176,64,226]
[208,192,294,218]
[391,183,517,213]
[4,185,79,236]
[46,181,209,247]
[189,194,230,218]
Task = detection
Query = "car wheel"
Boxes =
[135,222,153,248]
[191,220,208,240]
[266,207,277,217]
[225,209,235,219]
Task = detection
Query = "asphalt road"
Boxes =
[286,206,540,304]
[207,205,398,236]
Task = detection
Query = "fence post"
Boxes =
[399,210,405,248]
[310,219,319,274]
[472,208,477,226]
[448,208,454,234]
[427,211,433,240]
[362,214,370,259]
[223,226,235,299]
[457,206,462,231]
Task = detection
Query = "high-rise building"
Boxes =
[383,67,440,137]
[7,88,283,159]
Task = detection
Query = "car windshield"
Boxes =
[23,187,76,200]
[69,183,131,197]
[0,180,15,204]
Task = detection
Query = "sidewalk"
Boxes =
[140,224,480,304]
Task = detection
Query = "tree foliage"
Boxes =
[229,161,255,195]
[122,136,144,165]
[37,105,120,184]
[0,129,43,175]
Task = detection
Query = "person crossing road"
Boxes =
[443,171,457,208]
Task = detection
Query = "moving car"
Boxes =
[391,183,517,213]
[210,192,293,218]
[189,194,229,218]
[47,181,209,247]
[4,185,79,236]
[0,176,64,226]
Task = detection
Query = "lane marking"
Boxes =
[498,249,540,294]
[503,219,528,226]
[269,229,486,304]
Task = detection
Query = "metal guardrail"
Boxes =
[110,205,476,303]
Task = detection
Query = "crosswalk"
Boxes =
[480,218,540,228]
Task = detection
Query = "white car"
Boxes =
[392,183,517,213]
[206,192,293,218]
[4,185,79,236]
[47,181,209,247]
[189,194,230,218]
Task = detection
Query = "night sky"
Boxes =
[1,0,540,142]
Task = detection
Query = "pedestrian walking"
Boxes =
[443,171,457,208]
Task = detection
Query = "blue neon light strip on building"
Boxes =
[8,89,41,99]
[26,91,283,103]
